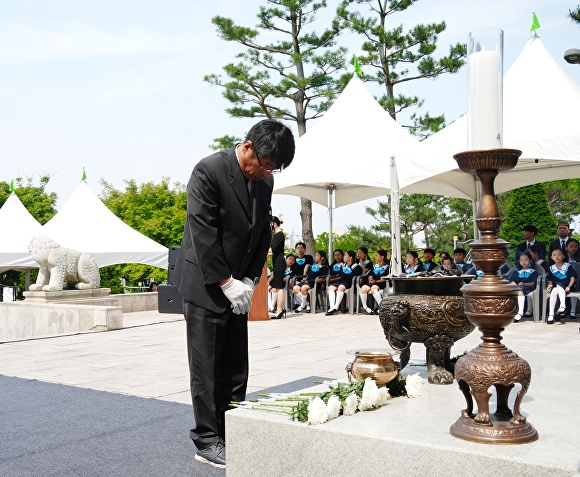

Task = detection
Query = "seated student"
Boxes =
[359,250,389,314]
[268,254,296,313]
[530,243,549,273]
[403,251,425,274]
[292,251,329,312]
[330,249,344,268]
[453,248,471,273]
[421,248,437,272]
[438,251,451,265]
[294,242,314,276]
[566,238,580,263]
[326,250,362,315]
[357,246,373,273]
[565,239,579,318]
[546,248,577,324]
[434,256,463,276]
[507,251,537,323]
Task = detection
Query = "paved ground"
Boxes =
[1,308,578,476]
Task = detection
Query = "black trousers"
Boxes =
[184,301,249,449]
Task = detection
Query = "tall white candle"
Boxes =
[468,30,503,150]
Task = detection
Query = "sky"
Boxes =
[1,0,579,241]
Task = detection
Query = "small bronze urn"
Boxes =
[449,149,538,444]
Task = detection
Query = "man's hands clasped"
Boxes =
[220,277,254,314]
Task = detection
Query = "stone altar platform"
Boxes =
[0,289,159,342]
[226,345,580,477]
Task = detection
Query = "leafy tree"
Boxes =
[205,0,349,253]
[98,178,187,291]
[570,5,580,24]
[365,194,465,252]
[499,184,557,260]
[0,177,58,291]
[336,0,466,137]
[0,176,58,224]
[314,227,389,256]
[100,178,186,248]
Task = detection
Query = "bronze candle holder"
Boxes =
[449,149,539,444]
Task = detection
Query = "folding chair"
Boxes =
[526,264,545,323]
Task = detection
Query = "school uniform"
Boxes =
[367,264,389,289]
[507,267,537,295]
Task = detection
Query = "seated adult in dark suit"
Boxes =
[515,224,546,261]
[549,221,571,264]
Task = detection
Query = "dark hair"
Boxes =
[442,256,454,264]
[316,250,328,265]
[358,246,368,255]
[522,224,537,235]
[376,249,388,264]
[454,248,467,256]
[529,243,543,254]
[286,253,296,259]
[295,242,306,249]
[568,238,579,246]
[148,282,158,291]
[344,250,357,262]
[519,251,533,262]
[558,221,570,228]
[246,119,295,171]
[423,248,435,256]
[333,249,343,256]
[406,250,422,264]
[272,216,282,226]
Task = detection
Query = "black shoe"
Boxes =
[570,313,576,320]
[195,439,226,469]
[325,308,337,316]
[547,315,554,325]
[272,309,287,319]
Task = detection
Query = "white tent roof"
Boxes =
[404,36,580,199]
[42,182,167,269]
[0,192,43,272]
[273,76,427,207]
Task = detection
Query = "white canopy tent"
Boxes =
[273,76,430,262]
[0,192,43,273]
[42,182,167,269]
[403,35,580,199]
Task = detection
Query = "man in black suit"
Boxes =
[548,221,571,265]
[173,120,295,469]
[515,224,546,261]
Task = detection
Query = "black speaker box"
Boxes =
[158,284,184,314]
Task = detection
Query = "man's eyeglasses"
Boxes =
[255,152,281,174]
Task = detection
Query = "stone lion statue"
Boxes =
[28,236,100,292]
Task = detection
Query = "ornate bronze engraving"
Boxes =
[449,149,538,445]
[380,284,475,385]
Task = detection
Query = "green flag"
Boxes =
[81,167,87,182]
[530,12,540,31]
[10,179,14,192]
[352,56,363,78]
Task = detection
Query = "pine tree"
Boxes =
[499,184,557,254]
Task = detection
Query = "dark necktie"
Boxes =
[561,240,566,251]
[247,180,254,221]
[526,242,530,250]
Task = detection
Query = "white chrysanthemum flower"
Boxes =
[376,386,391,406]
[358,377,380,411]
[405,373,426,398]
[307,396,329,424]
[326,395,341,420]
[343,393,359,416]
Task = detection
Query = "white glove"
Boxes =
[241,277,256,298]
[220,278,252,314]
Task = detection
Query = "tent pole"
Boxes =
[390,156,402,275]
[328,185,335,262]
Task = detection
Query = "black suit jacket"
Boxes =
[548,238,569,263]
[515,241,546,260]
[173,147,273,313]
